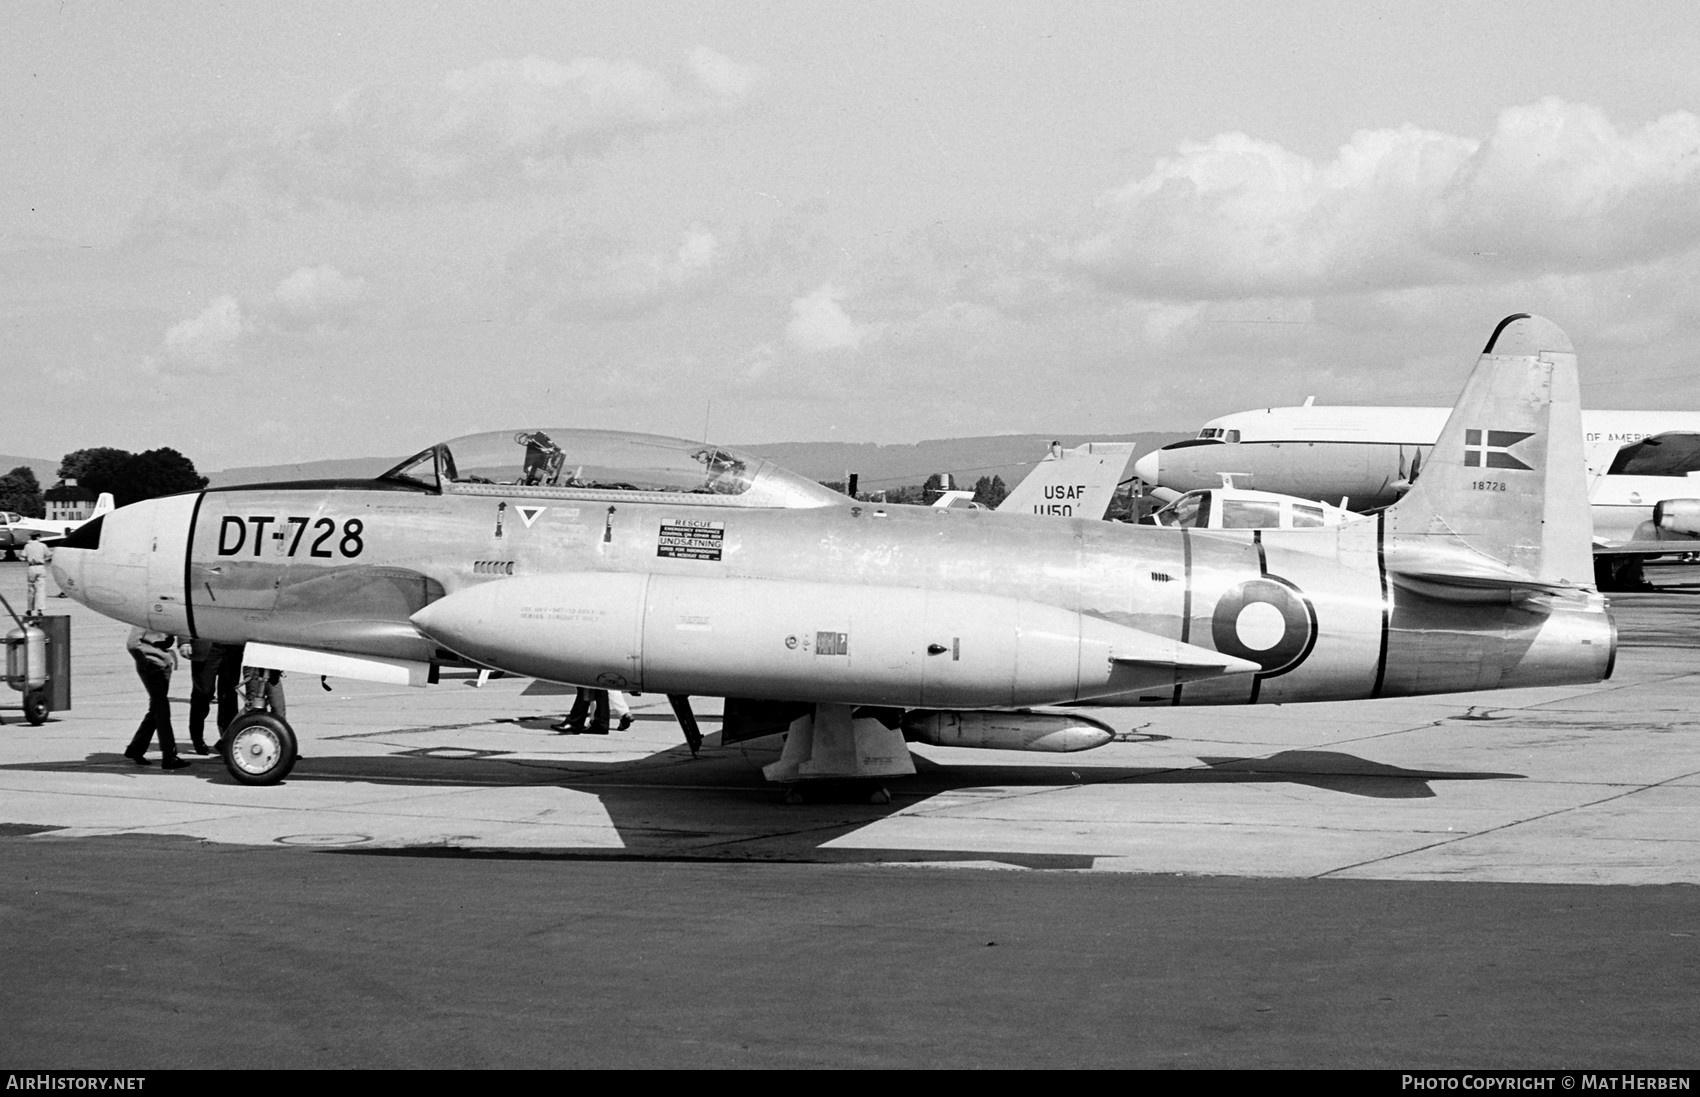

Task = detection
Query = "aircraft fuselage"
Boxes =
[54,481,1613,710]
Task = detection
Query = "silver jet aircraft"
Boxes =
[52,315,1613,794]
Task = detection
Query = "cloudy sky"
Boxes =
[5,1,1699,470]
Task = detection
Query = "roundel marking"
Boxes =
[1210,576,1317,677]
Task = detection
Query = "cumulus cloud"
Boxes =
[143,265,368,374]
[507,225,724,318]
[174,49,763,207]
[144,295,249,375]
[1070,98,1700,299]
[269,265,368,331]
[786,284,868,352]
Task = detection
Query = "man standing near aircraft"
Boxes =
[555,687,611,735]
[124,627,190,770]
[22,535,50,615]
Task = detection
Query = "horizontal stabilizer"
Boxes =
[1384,544,1586,603]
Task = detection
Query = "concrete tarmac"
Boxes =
[1,561,1696,1068]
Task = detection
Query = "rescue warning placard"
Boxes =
[657,519,725,561]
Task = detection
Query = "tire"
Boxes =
[23,689,49,726]
[223,712,298,785]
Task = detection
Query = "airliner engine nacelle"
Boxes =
[1653,498,1700,537]
[409,573,1257,710]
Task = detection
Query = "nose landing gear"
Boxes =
[221,665,296,785]
[223,711,298,785]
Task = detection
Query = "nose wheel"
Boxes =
[223,712,298,785]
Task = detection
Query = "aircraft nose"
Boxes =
[51,495,197,632]
[1132,451,1160,486]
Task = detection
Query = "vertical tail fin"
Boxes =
[1384,315,1592,592]
[92,493,115,519]
[998,442,1136,520]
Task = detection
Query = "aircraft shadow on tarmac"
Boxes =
[7,736,1524,869]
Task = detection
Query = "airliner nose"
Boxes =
[1132,451,1160,485]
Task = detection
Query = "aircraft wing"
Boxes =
[8,516,74,537]
[7,494,114,540]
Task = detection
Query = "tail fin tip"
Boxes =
[1484,313,1571,357]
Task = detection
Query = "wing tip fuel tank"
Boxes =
[410,573,1257,709]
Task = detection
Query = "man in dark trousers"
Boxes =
[182,639,247,754]
[125,627,190,770]
[553,687,610,734]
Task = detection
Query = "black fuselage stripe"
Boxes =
[1372,510,1390,697]
[1167,438,1435,449]
[1174,530,1193,706]
[1247,531,1266,704]
[183,492,205,639]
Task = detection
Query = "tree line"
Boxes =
[0,447,208,518]
[818,473,1009,508]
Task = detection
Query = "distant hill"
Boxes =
[204,456,404,488]
[737,433,1187,489]
[203,432,1188,491]
[0,454,62,488]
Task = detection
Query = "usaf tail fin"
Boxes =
[998,441,1136,520]
[1383,315,1592,596]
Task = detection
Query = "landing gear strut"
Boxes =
[221,665,296,785]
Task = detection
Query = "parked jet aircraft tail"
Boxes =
[996,441,1135,520]
[6,491,118,542]
[1381,314,1594,599]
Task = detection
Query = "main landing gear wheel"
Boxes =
[22,689,49,726]
[223,712,298,786]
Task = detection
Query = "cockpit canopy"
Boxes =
[380,429,846,509]
[1145,489,1342,530]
